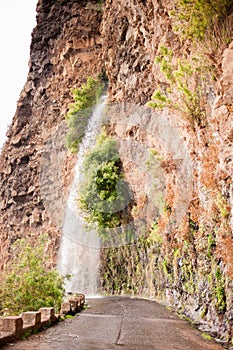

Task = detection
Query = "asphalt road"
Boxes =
[2,297,225,350]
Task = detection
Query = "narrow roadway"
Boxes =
[2,297,225,350]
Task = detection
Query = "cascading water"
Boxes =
[57,95,107,296]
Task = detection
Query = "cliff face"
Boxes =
[102,0,175,104]
[100,0,233,342]
[0,0,232,343]
[0,0,103,266]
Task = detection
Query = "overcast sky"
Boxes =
[0,1,37,149]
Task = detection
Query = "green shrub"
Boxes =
[65,77,105,153]
[207,233,216,258]
[169,1,233,80]
[78,130,131,233]
[215,268,226,312]
[216,193,230,218]
[0,236,68,316]
[170,0,232,42]
[149,2,233,123]
[148,45,206,126]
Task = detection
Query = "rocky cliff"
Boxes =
[0,0,232,344]
[0,0,103,266]
[99,0,233,343]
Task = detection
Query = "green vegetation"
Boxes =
[170,0,233,79]
[97,0,104,12]
[201,332,213,341]
[216,193,230,218]
[0,236,68,316]
[214,267,226,312]
[21,329,33,340]
[207,233,216,258]
[79,130,131,234]
[65,77,105,153]
[145,148,163,171]
[170,0,232,42]
[99,209,229,318]
[148,45,206,126]
[99,233,151,295]
[147,221,162,249]
[200,307,208,319]
[149,1,232,125]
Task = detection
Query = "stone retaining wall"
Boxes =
[0,294,85,346]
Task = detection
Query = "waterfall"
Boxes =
[57,95,107,296]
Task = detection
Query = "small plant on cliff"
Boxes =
[65,76,105,153]
[97,0,104,12]
[170,0,233,42]
[214,267,227,312]
[78,130,131,235]
[0,235,68,316]
[147,221,162,248]
[216,193,230,218]
[170,0,233,77]
[148,45,206,126]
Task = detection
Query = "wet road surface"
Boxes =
[2,297,225,350]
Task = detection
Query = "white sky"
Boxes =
[0,1,37,149]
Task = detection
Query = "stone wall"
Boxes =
[0,294,85,346]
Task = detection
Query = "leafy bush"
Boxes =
[65,77,105,153]
[169,1,233,79]
[214,268,226,312]
[79,130,131,232]
[0,236,68,316]
[148,45,206,126]
[170,0,233,41]
[149,2,233,124]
